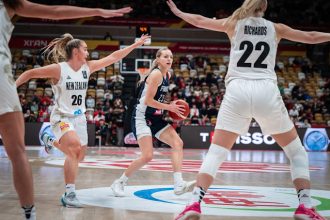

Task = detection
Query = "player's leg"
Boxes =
[175,129,238,220]
[58,130,84,208]
[111,115,154,197]
[0,112,35,219]
[254,80,324,220]
[272,128,324,219]
[157,124,195,195]
[111,135,154,197]
[175,79,250,220]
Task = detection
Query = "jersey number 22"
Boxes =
[237,41,270,69]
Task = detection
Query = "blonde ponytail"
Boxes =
[43,33,82,63]
[230,0,267,21]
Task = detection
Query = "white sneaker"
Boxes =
[174,180,196,195]
[41,132,55,154]
[61,192,83,208]
[111,179,126,197]
[23,206,36,220]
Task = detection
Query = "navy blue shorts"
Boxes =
[131,114,170,140]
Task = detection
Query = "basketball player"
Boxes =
[167,0,330,219]
[16,33,150,208]
[111,48,195,197]
[1,0,132,219]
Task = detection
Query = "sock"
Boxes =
[119,173,128,183]
[173,172,184,186]
[22,205,34,219]
[190,186,206,204]
[65,184,75,194]
[298,189,312,208]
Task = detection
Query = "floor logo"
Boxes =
[76,185,330,217]
[45,158,321,173]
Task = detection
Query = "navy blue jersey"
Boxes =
[134,69,169,118]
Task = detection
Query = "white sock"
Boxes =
[119,173,128,183]
[173,172,184,186]
[65,184,75,194]
[190,186,206,204]
[298,189,312,208]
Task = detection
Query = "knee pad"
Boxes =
[283,137,310,181]
[199,144,230,178]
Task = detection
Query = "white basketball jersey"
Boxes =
[0,0,14,60]
[52,62,90,117]
[226,17,277,84]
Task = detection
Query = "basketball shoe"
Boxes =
[61,192,83,208]
[174,180,196,195]
[175,202,201,220]
[294,204,325,220]
[111,179,126,197]
[41,132,55,154]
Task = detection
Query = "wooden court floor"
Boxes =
[0,146,329,220]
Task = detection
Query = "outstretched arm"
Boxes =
[166,0,229,33]
[275,23,330,44]
[88,35,151,73]
[16,64,60,88]
[14,0,132,20]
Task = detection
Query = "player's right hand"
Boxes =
[99,7,133,18]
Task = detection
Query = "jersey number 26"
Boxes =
[72,95,82,106]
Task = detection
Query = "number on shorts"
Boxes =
[237,41,270,69]
[71,95,82,106]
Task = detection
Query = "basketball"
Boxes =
[169,99,190,120]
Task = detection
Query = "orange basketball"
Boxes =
[169,99,190,120]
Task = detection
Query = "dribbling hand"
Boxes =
[168,101,186,119]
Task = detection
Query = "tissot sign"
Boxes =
[180,126,330,151]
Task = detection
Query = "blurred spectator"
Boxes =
[95,119,108,145]
[190,104,199,118]
[94,112,105,126]
[104,32,113,41]
[24,110,37,122]
[86,95,95,108]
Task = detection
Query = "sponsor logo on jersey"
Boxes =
[82,70,87,79]
[59,122,70,132]
[75,185,330,217]
[74,109,82,115]
[66,75,72,80]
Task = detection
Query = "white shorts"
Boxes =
[216,79,293,135]
[0,54,22,116]
[50,112,88,146]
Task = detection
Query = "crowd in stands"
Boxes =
[11,47,330,146]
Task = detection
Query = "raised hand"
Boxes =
[99,6,133,18]
[166,0,182,17]
[135,34,151,46]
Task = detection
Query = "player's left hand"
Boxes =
[166,0,182,16]
[136,34,151,46]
